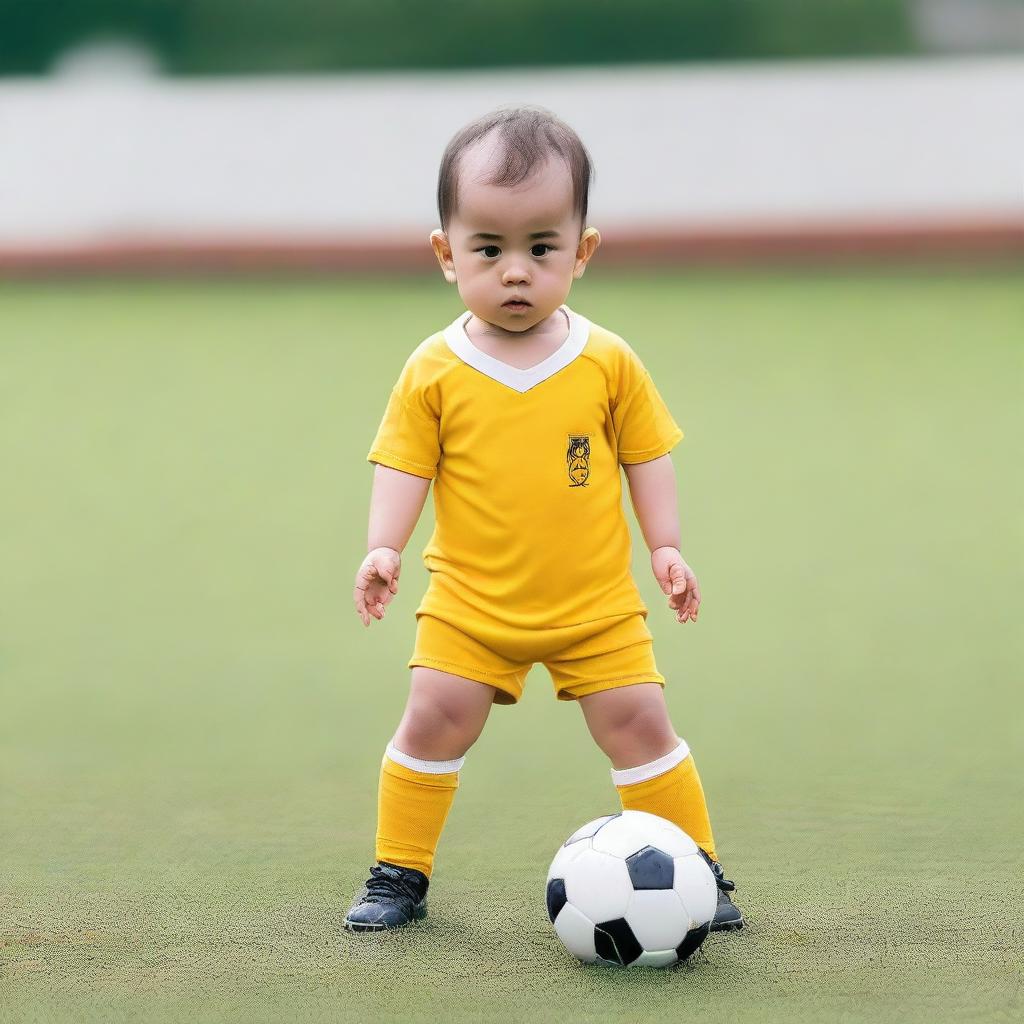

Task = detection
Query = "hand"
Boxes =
[651,546,701,623]
[353,547,401,627]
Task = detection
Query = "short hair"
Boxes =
[437,106,593,233]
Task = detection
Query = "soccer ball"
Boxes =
[545,810,717,968]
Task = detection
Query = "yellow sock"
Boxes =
[613,739,718,861]
[375,742,462,878]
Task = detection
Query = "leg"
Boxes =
[578,682,717,859]
[579,682,745,932]
[374,667,496,880]
[393,666,498,760]
[346,669,498,932]
[578,681,680,769]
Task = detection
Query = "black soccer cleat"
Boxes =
[699,849,745,932]
[343,861,430,932]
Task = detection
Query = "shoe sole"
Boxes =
[343,902,427,933]
[709,918,745,933]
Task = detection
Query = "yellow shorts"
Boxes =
[408,610,664,705]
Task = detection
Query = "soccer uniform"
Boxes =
[352,304,732,903]
[367,304,683,704]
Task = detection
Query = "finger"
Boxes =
[355,564,379,593]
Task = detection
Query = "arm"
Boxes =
[622,454,701,623]
[622,453,681,553]
[368,463,431,552]
[353,464,432,627]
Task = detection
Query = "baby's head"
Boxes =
[430,107,601,334]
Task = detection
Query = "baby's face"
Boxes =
[432,140,596,333]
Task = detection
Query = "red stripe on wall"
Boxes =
[1,218,1022,274]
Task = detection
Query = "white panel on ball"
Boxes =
[591,810,694,859]
[644,819,699,859]
[672,854,718,926]
[562,849,633,924]
[552,902,598,963]
[561,814,617,846]
[634,949,680,969]
[546,838,590,882]
[625,889,690,951]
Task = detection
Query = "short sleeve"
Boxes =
[613,349,684,465]
[367,383,441,480]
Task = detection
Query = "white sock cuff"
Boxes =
[610,738,691,787]
[385,741,465,775]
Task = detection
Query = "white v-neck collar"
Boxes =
[442,305,591,394]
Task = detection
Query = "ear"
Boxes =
[572,227,601,280]
[429,229,458,284]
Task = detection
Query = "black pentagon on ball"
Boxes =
[676,921,711,962]
[545,878,567,924]
[594,918,643,966]
[625,845,675,890]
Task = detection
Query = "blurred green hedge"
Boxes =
[1,0,917,75]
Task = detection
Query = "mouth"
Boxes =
[502,298,532,311]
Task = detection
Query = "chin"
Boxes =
[496,310,538,331]
[504,318,536,332]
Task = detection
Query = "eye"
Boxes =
[475,245,501,259]
[531,244,553,257]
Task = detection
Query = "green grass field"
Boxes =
[2,268,1022,1023]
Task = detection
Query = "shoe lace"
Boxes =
[362,864,423,907]
[698,848,736,893]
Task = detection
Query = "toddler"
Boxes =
[346,107,743,934]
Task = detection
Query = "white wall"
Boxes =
[1,57,1022,248]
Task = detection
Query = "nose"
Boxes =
[501,261,530,286]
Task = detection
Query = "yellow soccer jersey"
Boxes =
[366,305,683,631]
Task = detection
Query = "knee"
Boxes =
[395,694,482,759]
[614,704,676,747]
[593,703,678,766]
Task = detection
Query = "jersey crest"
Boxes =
[567,435,591,487]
